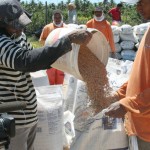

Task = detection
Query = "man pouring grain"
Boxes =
[105,0,150,149]
[0,0,92,149]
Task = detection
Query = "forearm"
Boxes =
[14,36,72,72]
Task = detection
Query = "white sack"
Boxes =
[120,41,135,50]
[134,23,150,35]
[114,34,120,43]
[111,25,121,35]
[120,33,138,43]
[63,75,78,112]
[115,43,122,52]
[115,52,122,60]
[121,49,136,61]
[34,85,63,150]
[70,112,128,150]
[106,58,133,91]
[120,24,133,34]
[136,34,144,42]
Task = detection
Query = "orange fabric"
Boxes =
[46,68,64,85]
[117,82,128,99]
[39,23,67,85]
[39,23,67,45]
[117,27,150,142]
[86,19,115,52]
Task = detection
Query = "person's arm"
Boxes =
[119,88,150,117]
[39,26,50,45]
[105,85,150,118]
[0,30,92,72]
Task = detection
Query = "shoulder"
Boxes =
[44,23,53,29]
[86,19,93,24]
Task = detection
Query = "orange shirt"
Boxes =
[117,27,150,142]
[86,19,115,52]
[39,23,67,45]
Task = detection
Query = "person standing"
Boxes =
[67,3,77,24]
[39,9,67,85]
[108,3,123,26]
[0,1,92,150]
[86,7,115,53]
[39,9,67,45]
[105,0,150,149]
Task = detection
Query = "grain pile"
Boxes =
[78,45,118,113]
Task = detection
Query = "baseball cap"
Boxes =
[0,0,31,29]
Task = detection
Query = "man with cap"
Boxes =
[39,9,67,85]
[105,0,150,149]
[0,0,92,150]
[86,7,115,53]
[67,2,77,24]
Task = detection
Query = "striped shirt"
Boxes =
[0,32,38,128]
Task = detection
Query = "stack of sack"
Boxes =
[133,22,150,48]
[120,24,137,61]
[111,23,150,61]
[111,25,122,59]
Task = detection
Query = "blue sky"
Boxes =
[22,0,121,4]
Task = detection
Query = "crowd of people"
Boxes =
[0,0,150,150]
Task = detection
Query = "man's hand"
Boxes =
[105,101,127,118]
[68,29,92,45]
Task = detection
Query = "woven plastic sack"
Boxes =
[111,25,121,35]
[120,24,133,34]
[121,49,136,61]
[70,111,128,150]
[114,34,120,43]
[45,28,110,80]
[120,41,135,50]
[134,23,150,35]
[120,33,138,43]
[136,34,144,42]
[115,43,122,52]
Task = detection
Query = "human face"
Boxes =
[6,26,23,38]
[53,13,62,25]
[94,11,102,17]
[136,0,150,20]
